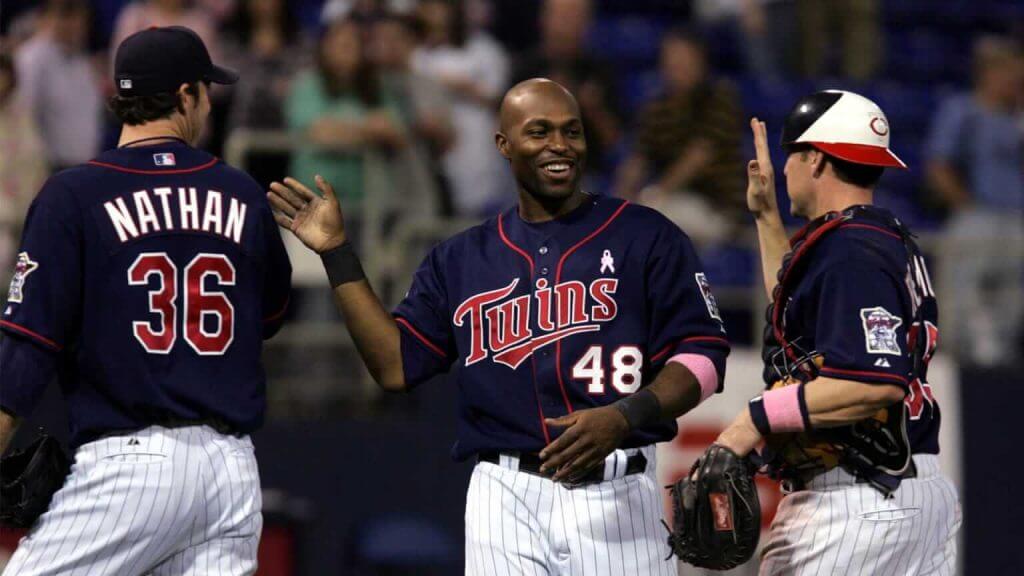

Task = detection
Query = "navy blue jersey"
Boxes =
[393,195,730,460]
[0,141,291,447]
[774,206,941,455]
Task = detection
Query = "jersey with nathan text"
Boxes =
[0,141,291,447]
[393,196,730,460]
[778,206,941,455]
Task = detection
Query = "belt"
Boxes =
[782,458,918,494]
[478,450,648,486]
[155,416,242,437]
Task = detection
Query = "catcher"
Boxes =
[707,91,960,574]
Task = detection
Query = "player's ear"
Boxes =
[174,83,193,115]
[495,131,510,160]
[811,149,827,178]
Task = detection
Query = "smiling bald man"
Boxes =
[269,78,731,574]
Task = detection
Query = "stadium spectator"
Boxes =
[692,0,800,78]
[613,28,744,244]
[111,0,223,64]
[222,0,308,186]
[927,36,1024,366]
[513,0,622,174]
[285,17,406,204]
[797,0,881,81]
[412,0,510,216]
[14,0,102,172]
[0,53,48,302]
[371,11,455,214]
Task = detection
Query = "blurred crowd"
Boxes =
[0,0,1022,370]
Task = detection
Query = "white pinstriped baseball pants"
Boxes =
[760,455,960,576]
[3,425,262,576]
[465,445,677,576]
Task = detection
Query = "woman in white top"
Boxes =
[412,0,511,217]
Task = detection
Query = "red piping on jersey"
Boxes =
[553,201,630,414]
[773,218,847,375]
[650,335,730,363]
[530,355,552,444]
[498,212,551,442]
[262,297,290,323]
[819,366,909,385]
[0,321,62,351]
[837,223,903,241]
[87,158,219,175]
[497,214,535,276]
[395,317,447,358]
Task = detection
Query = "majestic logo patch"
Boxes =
[8,252,38,304]
[860,306,903,355]
[153,153,176,167]
[454,277,619,369]
[695,273,722,322]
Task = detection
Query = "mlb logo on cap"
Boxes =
[119,79,133,90]
[153,153,176,166]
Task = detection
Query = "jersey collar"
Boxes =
[88,140,219,174]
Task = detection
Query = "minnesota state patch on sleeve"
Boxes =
[7,252,38,304]
[695,272,722,322]
[860,306,903,355]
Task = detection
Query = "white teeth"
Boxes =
[544,163,570,173]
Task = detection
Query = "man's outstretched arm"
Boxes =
[268,176,407,392]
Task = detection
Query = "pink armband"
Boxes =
[667,353,718,403]
[749,384,810,435]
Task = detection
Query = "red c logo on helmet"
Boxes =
[870,117,889,136]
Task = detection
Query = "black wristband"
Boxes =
[748,395,772,437]
[612,388,662,431]
[320,242,365,288]
[796,382,811,430]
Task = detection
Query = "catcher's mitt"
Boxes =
[1,435,71,528]
[666,444,760,570]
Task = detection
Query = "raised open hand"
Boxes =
[267,175,347,254]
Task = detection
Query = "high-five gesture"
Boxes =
[747,117,779,218]
[268,175,347,254]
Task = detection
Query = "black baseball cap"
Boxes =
[114,26,238,96]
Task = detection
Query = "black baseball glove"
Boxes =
[1,435,71,528]
[666,444,761,570]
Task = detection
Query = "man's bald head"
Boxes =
[495,78,586,202]
[499,78,580,132]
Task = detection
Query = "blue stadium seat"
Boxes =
[589,16,666,64]
[619,68,663,116]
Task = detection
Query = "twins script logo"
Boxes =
[454,277,619,369]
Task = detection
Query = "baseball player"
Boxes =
[269,78,730,574]
[0,26,291,574]
[715,90,960,574]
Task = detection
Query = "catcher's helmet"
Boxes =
[781,90,906,169]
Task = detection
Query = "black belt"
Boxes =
[478,451,647,486]
[783,458,918,493]
[156,416,242,437]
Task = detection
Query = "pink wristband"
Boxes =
[667,353,718,403]
[762,385,807,432]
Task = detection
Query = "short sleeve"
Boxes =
[261,203,292,339]
[1,178,82,352]
[925,96,967,164]
[0,177,81,416]
[392,248,457,387]
[645,224,730,391]
[813,261,912,390]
